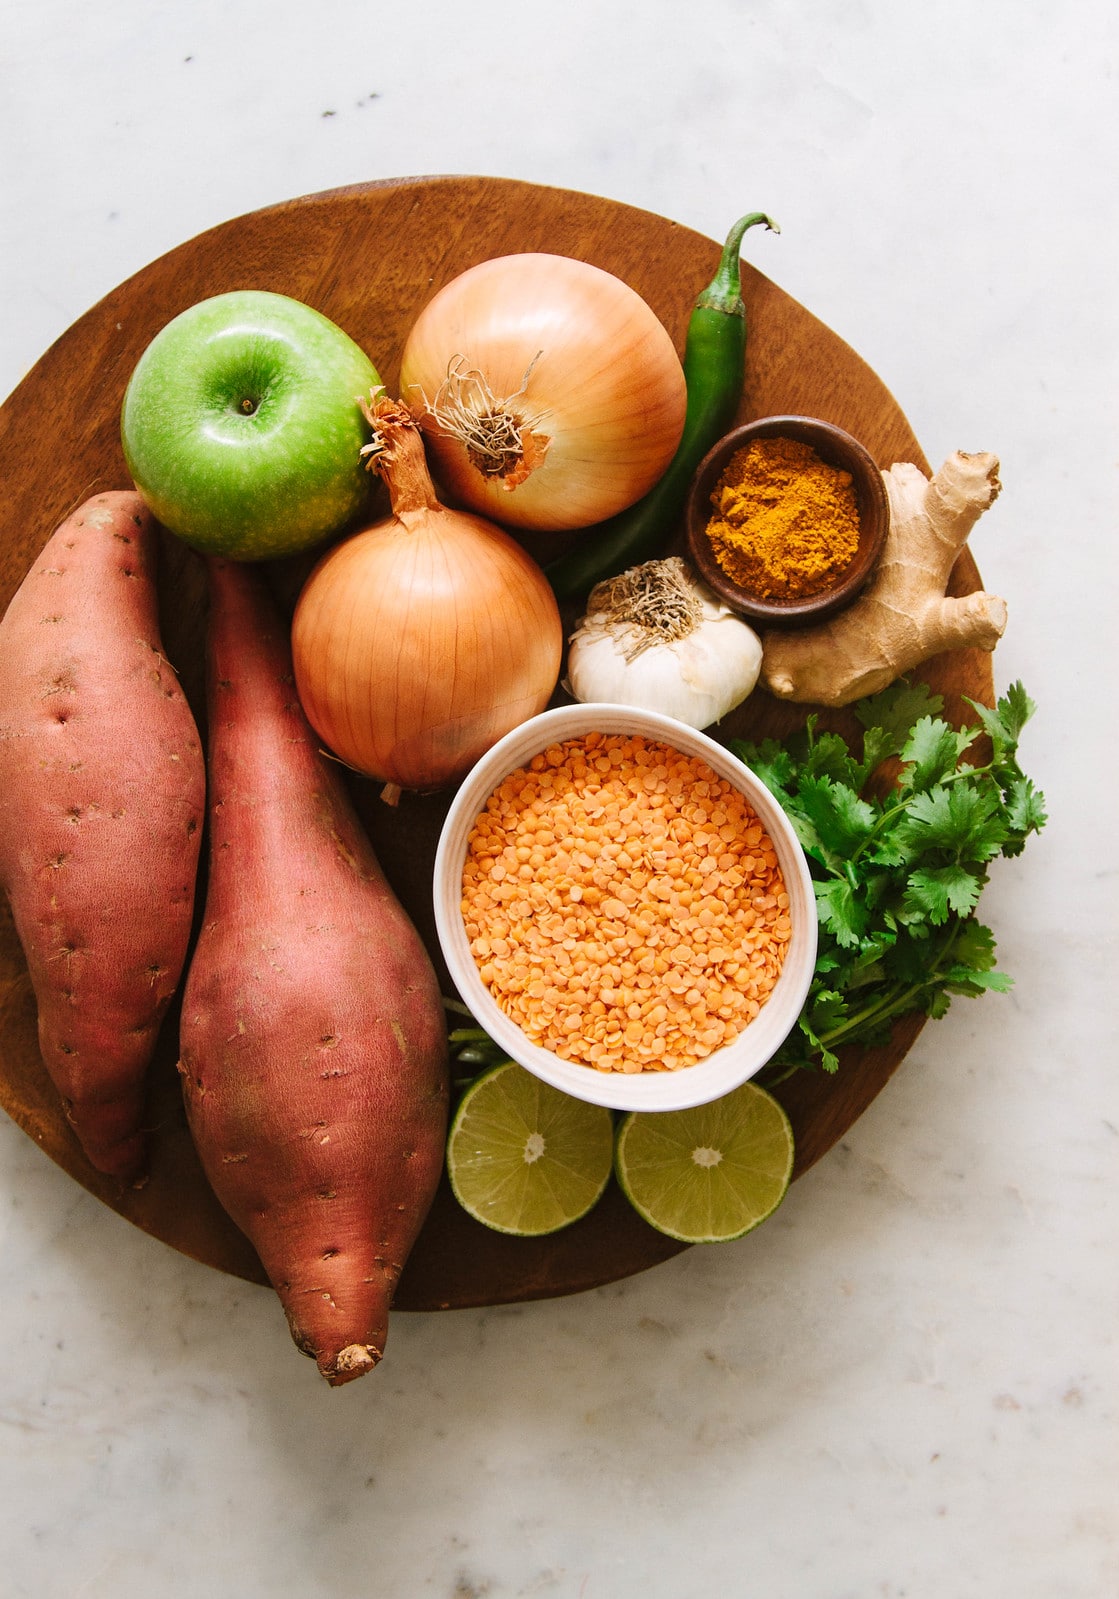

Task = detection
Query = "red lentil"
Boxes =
[460,733,792,1074]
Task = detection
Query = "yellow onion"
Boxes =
[398,253,687,532]
[291,395,562,797]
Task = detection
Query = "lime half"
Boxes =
[614,1082,794,1243]
[447,1062,614,1235]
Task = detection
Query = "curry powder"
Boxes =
[704,436,860,601]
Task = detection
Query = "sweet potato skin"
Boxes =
[0,491,205,1178]
[179,559,448,1385]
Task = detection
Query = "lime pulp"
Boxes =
[447,1061,614,1236]
[614,1081,794,1243]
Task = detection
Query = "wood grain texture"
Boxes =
[0,176,995,1309]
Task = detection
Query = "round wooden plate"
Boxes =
[0,176,994,1310]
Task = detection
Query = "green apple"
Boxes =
[121,289,380,561]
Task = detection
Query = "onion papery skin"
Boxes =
[291,509,563,793]
[398,254,687,533]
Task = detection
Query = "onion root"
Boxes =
[413,354,550,488]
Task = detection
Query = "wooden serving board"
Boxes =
[0,176,994,1309]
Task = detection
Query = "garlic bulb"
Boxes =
[566,557,763,729]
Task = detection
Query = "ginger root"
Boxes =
[761,450,1007,707]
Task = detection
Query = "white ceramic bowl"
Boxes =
[433,703,817,1112]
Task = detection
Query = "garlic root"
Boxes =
[760,451,1008,707]
[566,557,763,729]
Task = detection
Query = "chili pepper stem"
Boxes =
[696,213,780,317]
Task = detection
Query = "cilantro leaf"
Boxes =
[797,774,878,860]
[925,988,954,1020]
[942,966,1014,997]
[903,864,985,924]
[899,782,1008,863]
[732,737,795,800]
[1002,774,1049,850]
[804,987,850,1036]
[899,716,974,792]
[800,729,865,789]
[965,680,1036,755]
[814,877,869,948]
[855,679,943,756]
[949,917,1001,973]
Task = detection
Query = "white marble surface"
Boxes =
[1,3,1115,1595]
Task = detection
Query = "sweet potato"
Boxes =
[179,558,449,1385]
[0,491,205,1178]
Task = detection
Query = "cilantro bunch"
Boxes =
[730,680,1047,1077]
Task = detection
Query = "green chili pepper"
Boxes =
[544,211,779,604]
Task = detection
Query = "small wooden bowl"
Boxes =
[685,415,889,627]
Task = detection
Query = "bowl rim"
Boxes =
[432,702,818,1112]
[685,413,889,627]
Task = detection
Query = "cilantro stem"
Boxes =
[815,920,965,1052]
[815,981,927,1050]
[848,805,904,864]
